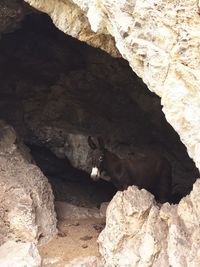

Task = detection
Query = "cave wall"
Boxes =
[0,121,57,246]
[0,0,29,33]
[13,1,200,266]
[0,1,200,265]
[0,12,197,198]
[24,0,200,174]
[25,0,119,57]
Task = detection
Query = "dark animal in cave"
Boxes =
[88,136,172,203]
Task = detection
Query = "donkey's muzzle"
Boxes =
[90,167,100,181]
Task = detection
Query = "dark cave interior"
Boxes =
[27,142,117,207]
[0,11,199,206]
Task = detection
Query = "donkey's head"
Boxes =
[88,136,105,181]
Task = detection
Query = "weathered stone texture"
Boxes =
[24,0,119,57]
[55,201,104,220]
[2,0,200,265]
[0,241,41,267]
[65,256,104,267]
[0,121,57,245]
[24,0,200,173]
[0,10,196,198]
[98,182,200,266]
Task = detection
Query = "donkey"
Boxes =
[88,136,172,203]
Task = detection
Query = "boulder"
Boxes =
[98,183,200,266]
[55,201,103,220]
[0,121,57,245]
[0,241,41,267]
[65,256,103,267]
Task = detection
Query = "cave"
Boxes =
[0,6,200,265]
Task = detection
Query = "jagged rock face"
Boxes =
[0,241,41,267]
[24,0,200,173]
[0,13,197,200]
[98,182,200,266]
[24,0,119,57]
[0,2,200,265]
[17,1,200,265]
[0,121,57,245]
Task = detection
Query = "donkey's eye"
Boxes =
[99,156,103,161]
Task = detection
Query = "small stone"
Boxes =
[100,202,109,217]
[72,221,80,226]
[58,230,67,237]
[80,235,93,241]
[82,244,88,249]
[93,223,105,232]
[67,221,80,227]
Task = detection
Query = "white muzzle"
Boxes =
[91,167,100,181]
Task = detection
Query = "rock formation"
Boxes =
[98,182,200,266]
[0,10,196,198]
[24,0,200,173]
[0,241,41,267]
[0,0,200,266]
[0,120,57,245]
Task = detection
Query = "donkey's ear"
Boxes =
[88,136,97,150]
[97,137,104,150]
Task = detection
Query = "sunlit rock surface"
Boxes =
[55,201,103,220]
[0,241,41,267]
[65,256,103,267]
[0,121,57,245]
[2,0,200,265]
[98,182,200,266]
[24,0,119,57]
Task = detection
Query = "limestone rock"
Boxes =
[24,0,119,57]
[98,182,200,266]
[0,122,57,245]
[99,202,109,218]
[0,10,195,194]
[0,120,16,151]
[42,257,61,266]
[24,0,200,174]
[0,241,41,267]
[63,133,91,172]
[65,256,104,267]
[55,201,103,220]
[2,0,200,265]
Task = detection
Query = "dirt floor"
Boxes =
[29,146,115,266]
[39,218,105,267]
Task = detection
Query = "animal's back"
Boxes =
[118,153,172,202]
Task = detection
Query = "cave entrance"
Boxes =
[0,9,199,262]
[26,142,116,262]
[26,142,117,209]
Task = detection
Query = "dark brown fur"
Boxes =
[88,137,172,203]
